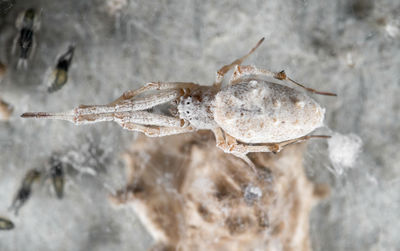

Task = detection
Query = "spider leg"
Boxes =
[226,133,331,155]
[212,127,258,173]
[21,89,185,123]
[108,81,199,106]
[213,37,265,89]
[113,111,189,128]
[213,127,330,172]
[82,89,184,113]
[78,110,193,135]
[230,65,337,96]
[22,108,192,136]
[233,134,331,154]
[119,122,195,137]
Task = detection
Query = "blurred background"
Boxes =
[0,0,399,250]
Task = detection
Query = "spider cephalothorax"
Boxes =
[178,86,218,130]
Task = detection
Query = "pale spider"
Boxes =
[22,38,336,172]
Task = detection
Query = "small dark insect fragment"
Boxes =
[0,217,14,230]
[12,8,40,69]
[49,157,65,199]
[9,169,41,215]
[47,45,75,93]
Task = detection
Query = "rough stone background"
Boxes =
[0,0,399,250]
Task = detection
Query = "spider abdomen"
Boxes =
[214,80,325,143]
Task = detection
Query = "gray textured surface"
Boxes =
[0,0,399,250]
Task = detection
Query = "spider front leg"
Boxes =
[21,87,189,123]
[108,81,199,106]
[79,89,185,114]
[22,83,196,137]
[113,111,190,128]
[229,65,337,96]
[102,110,195,136]
[119,122,195,137]
[213,37,265,89]
[22,107,194,136]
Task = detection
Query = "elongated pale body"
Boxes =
[22,37,334,171]
[214,80,325,143]
[176,80,325,144]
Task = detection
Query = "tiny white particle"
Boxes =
[295,101,305,108]
[244,184,262,205]
[328,132,363,175]
[249,80,258,86]
[385,23,399,38]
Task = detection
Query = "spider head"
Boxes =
[177,88,217,130]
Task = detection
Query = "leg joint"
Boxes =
[274,70,287,80]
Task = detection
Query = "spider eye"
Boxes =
[186,102,190,105]
[186,111,190,114]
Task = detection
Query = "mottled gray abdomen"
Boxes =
[214,80,325,143]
